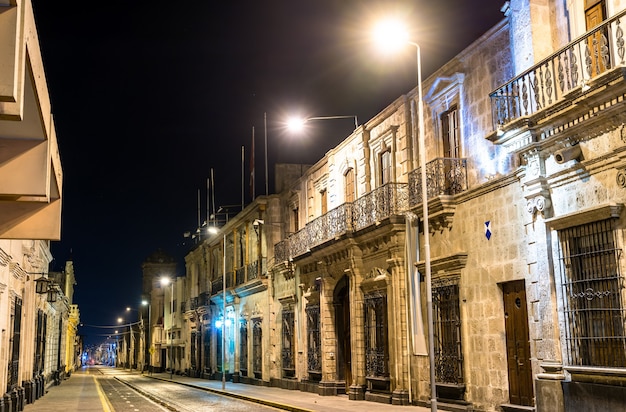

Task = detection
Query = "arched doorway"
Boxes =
[333,276,351,393]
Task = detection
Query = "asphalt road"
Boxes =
[99,367,281,412]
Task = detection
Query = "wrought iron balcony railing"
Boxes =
[275,160,467,262]
[408,157,468,207]
[275,183,408,261]
[211,277,223,295]
[352,183,409,231]
[490,9,626,129]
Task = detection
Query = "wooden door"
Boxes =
[585,0,608,77]
[503,280,534,406]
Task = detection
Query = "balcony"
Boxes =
[275,183,409,261]
[490,9,626,131]
[275,159,469,261]
[408,158,468,205]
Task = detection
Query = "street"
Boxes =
[23,366,285,412]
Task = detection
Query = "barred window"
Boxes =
[306,304,321,375]
[239,319,248,374]
[253,319,263,378]
[203,327,211,371]
[364,293,388,377]
[433,283,464,383]
[558,218,626,367]
[282,308,295,377]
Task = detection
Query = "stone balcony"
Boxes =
[489,8,626,138]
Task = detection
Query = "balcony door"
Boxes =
[503,280,533,406]
[585,0,608,77]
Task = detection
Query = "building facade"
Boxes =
[172,1,626,411]
[0,0,70,411]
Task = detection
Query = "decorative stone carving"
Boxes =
[526,195,552,216]
[617,169,626,188]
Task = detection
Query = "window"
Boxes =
[253,319,263,378]
[282,308,295,377]
[292,207,299,232]
[8,297,22,391]
[239,319,248,375]
[344,168,355,203]
[558,219,626,367]
[216,326,223,372]
[306,304,321,375]
[320,190,327,215]
[433,284,464,384]
[380,150,391,185]
[441,106,460,159]
[364,293,388,377]
[203,327,211,372]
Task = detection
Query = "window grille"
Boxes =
[282,308,295,377]
[203,328,211,372]
[34,310,46,375]
[216,326,223,372]
[8,297,22,391]
[239,319,248,374]
[364,293,388,377]
[433,284,464,383]
[253,319,263,378]
[558,218,626,367]
[190,331,197,370]
[306,304,321,375]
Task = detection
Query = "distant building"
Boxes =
[141,249,177,373]
[0,0,69,411]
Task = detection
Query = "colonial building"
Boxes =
[0,0,69,411]
[175,1,626,411]
[142,249,178,373]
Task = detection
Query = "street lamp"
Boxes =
[286,115,359,132]
[374,19,436,412]
[142,299,151,374]
[160,277,174,379]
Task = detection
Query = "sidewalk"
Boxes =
[22,370,111,412]
[137,370,432,412]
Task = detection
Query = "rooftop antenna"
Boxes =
[211,168,216,227]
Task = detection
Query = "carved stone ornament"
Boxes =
[617,169,626,188]
[526,195,552,215]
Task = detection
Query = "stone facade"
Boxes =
[0,0,70,410]
[176,1,626,411]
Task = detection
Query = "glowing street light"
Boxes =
[373,18,436,412]
[286,115,359,133]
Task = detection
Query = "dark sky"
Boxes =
[31,0,505,343]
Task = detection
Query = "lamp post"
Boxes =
[160,277,174,379]
[222,233,226,391]
[374,20,436,412]
[142,299,151,374]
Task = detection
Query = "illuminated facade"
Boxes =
[179,1,626,410]
[0,0,67,410]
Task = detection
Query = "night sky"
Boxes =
[30,0,505,344]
